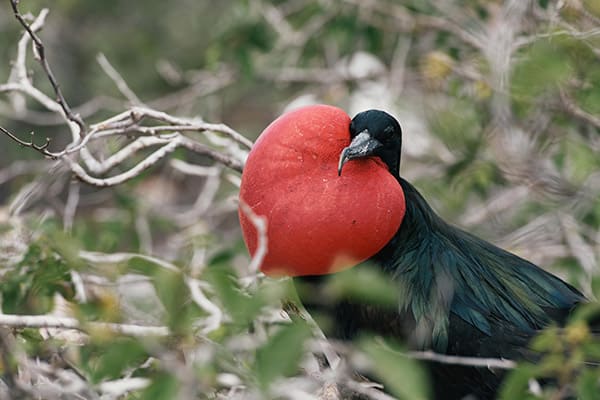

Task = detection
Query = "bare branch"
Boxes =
[0,313,169,337]
[559,89,600,130]
[0,125,57,159]
[342,380,399,400]
[405,350,516,370]
[2,10,248,189]
[186,278,224,334]
[238,200,268,274]
[63,180,80,232]
[79,250,180,272]
[10,1,86,136]
[97,377,151,397]
[97,53,144,106]
[80,250,224,334]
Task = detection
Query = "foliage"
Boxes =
[0,0,599,399]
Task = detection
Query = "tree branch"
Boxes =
[0,314,169,337]
[0,125,57,159]
[10,1,86,137]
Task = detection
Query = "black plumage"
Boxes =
[298,109,586,399]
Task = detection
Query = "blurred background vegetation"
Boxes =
[0,0,599,399]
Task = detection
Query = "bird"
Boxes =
[238,104,587,399]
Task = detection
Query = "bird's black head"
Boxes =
[338,109,402,178]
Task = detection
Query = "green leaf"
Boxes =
[255,321,311,391]
[82,337,148,383]
[152,268,195,334]
[360,339,430,400]
[0,241,74,314]
[592,277,600,300]
[326,265,399,306]
[204,265,265,327]
[141,372,179,400]
[512,38,572,107]
[499,363,540,400]
[577,368,600,400]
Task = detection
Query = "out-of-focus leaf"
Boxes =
[530,327,561,353]
[152,268,196,334]
[81,337,148,383]
[360,339,430,400]
[0,241,74,314]
[204,263,274,329]
[582,0,600,17]
[565,139,598,183]
[140,372,179,400]
[254,321,311,391]
[512,38,572,105]
[577,368,600,400]
[499,363,540,400]
[428,99,482,154]
[326,265,399,306]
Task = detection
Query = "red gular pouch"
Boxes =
[239,104,406,277]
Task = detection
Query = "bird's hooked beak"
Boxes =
[338,130,383,176]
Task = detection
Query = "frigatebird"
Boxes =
[239,105,586,399]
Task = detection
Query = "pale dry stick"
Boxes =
[97,53,144,106]
[186,278,224,334]
[64,106,249,173]
[79,250,180,272]
[3,10,248,182]
[170,159,221,176]
[63,180,80,231]
[70,270,88,303]
[89,134,179,175]
[97,377,151,397]
[260,1,298,45]
[405,350,516,370]
[342,380,399,400]
[65,138,181,187]
[238,200,268,275]
[4,103,248,159]
[123,106,252,149]
[179,135,245,172]
[173,165,224,226]
[80,250,223,330]
[62,134,243,188]
[0,314,169,336]
[388,36,411,98]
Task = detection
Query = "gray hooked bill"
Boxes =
[337,130,383,176]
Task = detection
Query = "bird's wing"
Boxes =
[433,225,584,354]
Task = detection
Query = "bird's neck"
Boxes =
[381,149,401,178]
[373,177,443,267]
